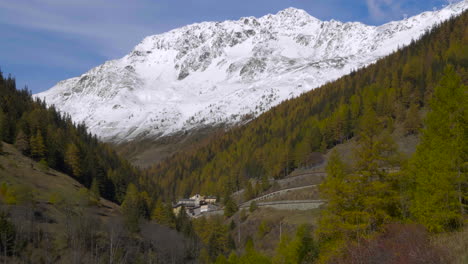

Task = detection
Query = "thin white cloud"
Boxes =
[0,0,160,58]
[365,0,404,22]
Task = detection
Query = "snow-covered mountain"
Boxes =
[37,1,468,142]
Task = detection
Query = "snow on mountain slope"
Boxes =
[36,1,468,142]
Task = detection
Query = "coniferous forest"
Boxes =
[0,8,466,264]
[0,75,139,203]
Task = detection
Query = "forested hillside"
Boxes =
[213,50,467,264]
[0,72,202,263]
[0,73,140,203]
[144,11,467,201]
[205,11,467,264]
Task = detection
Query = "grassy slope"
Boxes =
[0,141,120,224]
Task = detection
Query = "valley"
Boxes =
[0,1,466,263]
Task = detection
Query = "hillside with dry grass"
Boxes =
[0,141,195,263]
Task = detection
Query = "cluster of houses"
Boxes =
[173,194,220,218]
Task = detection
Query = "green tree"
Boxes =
[294,139,312,167]
[238,240,271,264]
[215,254,229,264]
[273,224,317,264]
[257,220,271,238]
[175,206,193,236]
[38,158,49,172]
[0,110,7,142]
[224,196,238,218]
[244,181,255,201]
[316,150,351,246]
[207,218,232,261]
[317,109,400,260]
[353,108,400,231]
[249,201,258,213]
[260,174,270,192]
[90,178,100,202]
[121,184,142,232]
[65,143,81,177]
[14,130,29,155]
[407,67,467,232]
[151,199,175,229]
[30,130,46,159]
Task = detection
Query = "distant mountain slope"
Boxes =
[141,9,468,200]
[37,1,468,142]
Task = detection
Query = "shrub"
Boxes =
[48,192,65,205]
[0,183,33,205]
[257,220,271,238]
[249,201,258,212]
[38,158,49,172]
[330,223,450,264]
[240,209,248,222]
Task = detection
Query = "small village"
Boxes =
[173,194,221,218]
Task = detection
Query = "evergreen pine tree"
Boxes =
[65,143,81,177]
[90,178,100,202]
[30,131,46,159]
[121,184,142,232]
[249,201,258,212]
[317,150,353,248]
[407,67,467,232]
[260,174,270,192]
[223,196,238,218]
[151,199,175,228]
[273,224,317,264]
[14,130,30,155]
[0,110,6,142]
[175,206,193,236]
[317,109,400,260]
[244,181,255,201]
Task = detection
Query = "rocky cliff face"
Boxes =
[37,1,468,142]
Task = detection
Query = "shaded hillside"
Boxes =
[0,141,195,263]
[143,11,468,200]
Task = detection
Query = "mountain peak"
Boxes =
[272,7,320,24]
[36,4,468,142]
[277,7,309,16]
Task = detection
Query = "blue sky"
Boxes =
[0,0,454,93]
